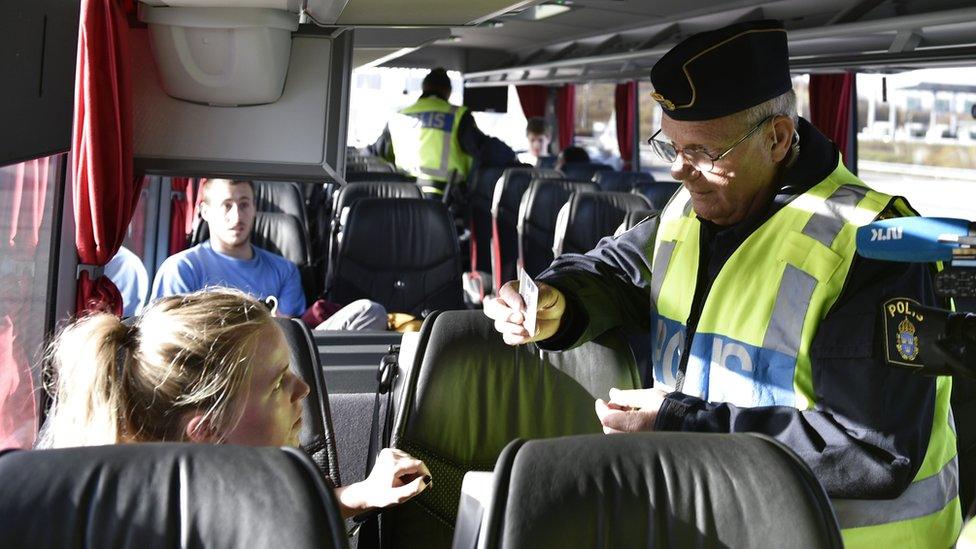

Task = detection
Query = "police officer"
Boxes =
[387,67,488,200]
[484,20,959,547]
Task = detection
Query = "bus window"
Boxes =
[857,69,976,219]
[573,82,618,167]
[0,154,64,450]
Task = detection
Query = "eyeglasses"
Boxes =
[646,114,778,173]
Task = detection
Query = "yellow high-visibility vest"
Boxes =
[651,160,960,547]
[389,96,473,196]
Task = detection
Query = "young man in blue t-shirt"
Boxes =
[151,179,386,330]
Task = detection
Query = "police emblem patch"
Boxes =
[882,297,925,368]
[895,316,919,361]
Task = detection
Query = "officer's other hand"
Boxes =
[483,280,566,345]
[594,388,669,434]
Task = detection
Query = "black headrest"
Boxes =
[254,212,309,266]
[346,158,396,173]
[620,209,660,234]
[384,311,639,545]
[484,433,842,549]
[632,181,683,211]
[555,191,653,255]
[332,181,424,217]
[593,171,656,192]
[252,181,307,226]
[275,317,341,485]
[518,179,599,275]
[334,198,462,314]
[344,171,415,183]
[193,212,309,266]
[0,444,348,549]
[559,162,614,181]
[490,168,561,218]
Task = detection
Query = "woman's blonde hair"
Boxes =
[38,288,274,448]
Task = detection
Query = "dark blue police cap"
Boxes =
[650,20,792,121]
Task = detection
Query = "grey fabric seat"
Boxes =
[275,317,342,486]
[552,191,652,256]
[481,433,843,549]
[381,310,641,549]
[517,179,598,277]
[0,444,348,549]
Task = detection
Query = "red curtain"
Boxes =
[614,81,637,170]
[73,0,142,315]
[556,85,576,149]
[168,177,196,255]
[0,157,54,449]
[809,73,855,170]
[516,85,548,119]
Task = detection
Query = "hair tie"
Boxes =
[116,322,139,380]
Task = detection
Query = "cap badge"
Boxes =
[650,91,675,111]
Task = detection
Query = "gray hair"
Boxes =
[735,90,798,128]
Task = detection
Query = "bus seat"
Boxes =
[329,198,463,316]
[325,182,425,290]
[559,162,614,181]
[0,444,348,549]
[252,181,308,230]
[330,181,424,223]
[593,170,656,193]
[193,211,310,267]
[477,433,842,549]
[552,191,652,256]
[345,171,416,183]
[489,168,560,292]
[537,156,557,169]
[347,158,397,173]
[632,181,683,211]
[382,310,640,548]
[468,167,506,274]
[517,179,598,277]
[616,209,660,236]
[276,317,342,486]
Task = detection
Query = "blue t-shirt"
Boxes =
[106,246,149,317]
[150,241,306,316]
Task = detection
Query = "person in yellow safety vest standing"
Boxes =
[388,68,485,200]
[483,20,960,547]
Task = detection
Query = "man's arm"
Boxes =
[655,256,941,498]
[534,216,657,350]
[457,111,490,158]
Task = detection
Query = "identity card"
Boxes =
[518,267,538,338]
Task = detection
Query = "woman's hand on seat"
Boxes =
[339,448,431,517]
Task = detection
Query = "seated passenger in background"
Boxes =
[554,146,590,172]
[518,117,552,166]
[106,245,148,317]
[151,178,387,330]
[39,288,430,518]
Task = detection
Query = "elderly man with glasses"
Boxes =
[484,19,959,547]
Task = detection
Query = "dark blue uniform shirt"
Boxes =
[536,117,943,499]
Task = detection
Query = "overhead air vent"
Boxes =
[138,3,300,106]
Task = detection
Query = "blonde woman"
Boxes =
[39,288,430,518]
